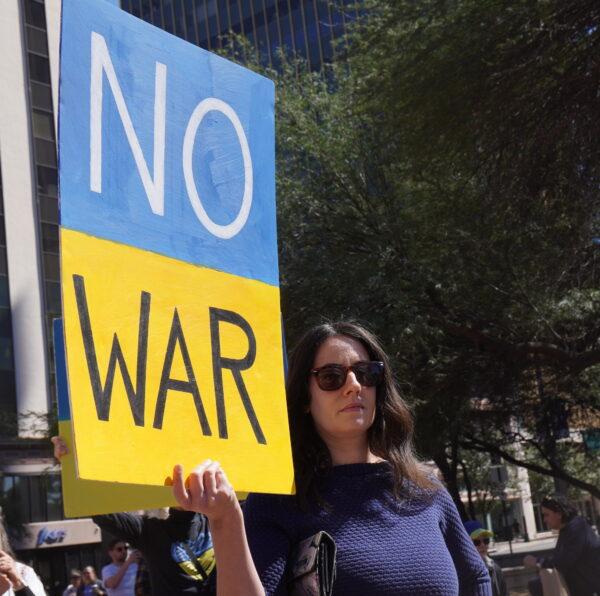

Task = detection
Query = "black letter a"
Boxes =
[153,309,212,435]
[73,274,149,425]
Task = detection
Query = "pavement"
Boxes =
[491,534,557,557]
[490,536,559,595]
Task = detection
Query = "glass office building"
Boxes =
[121,0,361,70]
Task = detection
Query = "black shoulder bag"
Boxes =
[288,531,337,596]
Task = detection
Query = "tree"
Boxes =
[263,0,600,509]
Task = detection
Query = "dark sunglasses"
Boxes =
[473,538,490,546]
[310,361,384,391]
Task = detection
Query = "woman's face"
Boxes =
[542,506,564,530]
[308,335,377,444]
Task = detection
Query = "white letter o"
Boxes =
[182,98,253,239]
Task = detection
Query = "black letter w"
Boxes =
[73,274,149,425]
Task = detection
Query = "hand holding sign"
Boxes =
[171,461,237,524]
[51,435,68,460]
[171,461,265,596]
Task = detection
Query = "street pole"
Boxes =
[500,494,513,555]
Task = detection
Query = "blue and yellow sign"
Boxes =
[59,0,293,496]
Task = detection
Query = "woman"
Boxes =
[0,514,45,596]
[173,321,491,595]
[525,495,600,596]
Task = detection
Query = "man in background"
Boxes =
[101,539,139,596]
[52,438,216,595]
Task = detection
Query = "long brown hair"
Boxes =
[0,510,15,558]
[287,321,436,507]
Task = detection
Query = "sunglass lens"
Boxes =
[316,366,345,391]
[354,362,383,387]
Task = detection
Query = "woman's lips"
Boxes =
[340,403,364,412]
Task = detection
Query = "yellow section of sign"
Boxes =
[58,419,248,517]
[58,419,177,517]
[61,228,294,495]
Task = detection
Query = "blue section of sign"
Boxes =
[53,318,70,421]
[59,0,277,286]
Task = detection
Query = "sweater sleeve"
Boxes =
[243,494,293,596]
[92,513,145,548]
[436,489,492,596]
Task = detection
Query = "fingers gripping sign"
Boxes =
[172,461,237,522]
[51,435,69,460]
[171,462,265,595]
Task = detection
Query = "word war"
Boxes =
[73,273,266,444]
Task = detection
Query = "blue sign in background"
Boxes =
[59,0,278,286]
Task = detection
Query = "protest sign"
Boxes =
[59,0,293,495]
[54,319,177,517]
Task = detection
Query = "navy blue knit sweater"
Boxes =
[244,463,491,595]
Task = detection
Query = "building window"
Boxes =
[23,0,47,29]
[120,0,362,71]
[0,474,63,525]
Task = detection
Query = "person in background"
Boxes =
[62,570,82,596]
[465,520,508,596]
[525,494,600,596]
[0,512,45,596]
[52,439,216,595]
[77,567,106,596]
[101,540,139,596]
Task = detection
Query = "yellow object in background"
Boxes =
[61,229,294,496]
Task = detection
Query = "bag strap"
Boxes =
[181,542,209,582]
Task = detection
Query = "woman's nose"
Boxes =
[343,369,361,394]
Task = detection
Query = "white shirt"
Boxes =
[101,562,137,596]
[2,562,46,596]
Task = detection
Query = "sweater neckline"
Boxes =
[326,461,391,477]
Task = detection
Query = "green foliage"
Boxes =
[230,1,600,497]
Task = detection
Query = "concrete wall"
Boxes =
[0,0,50,437]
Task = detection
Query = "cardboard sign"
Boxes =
[54,319,177,517]
[59,0,293,495]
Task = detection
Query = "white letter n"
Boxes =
[90,31,166,215]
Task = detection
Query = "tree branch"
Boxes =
[460,436,600,499]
